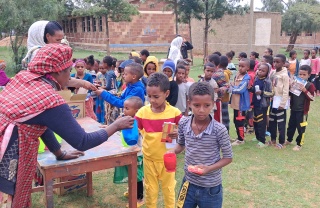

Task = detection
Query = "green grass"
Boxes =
[1,46,318,207]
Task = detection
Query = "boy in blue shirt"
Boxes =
[173,82,232,208]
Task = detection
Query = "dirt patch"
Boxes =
[0,36,27,47]
[229,188,251,196]
[266,175,285,185]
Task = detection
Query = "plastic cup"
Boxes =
[120,132,129,147]
[122,119,139,146]
[163,153,177,172]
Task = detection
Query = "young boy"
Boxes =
[245,60,256,134]
[250,63,273,148]
[135,72,182,207]
[173,82,233,208]
[175,64,189,116]
[140,49,149,65]
[113,96,145,207]
[285,65,315,151]
[230,58,251,145]
[95,63,145,108]
[269,54,290,149]
[199,63,218,112]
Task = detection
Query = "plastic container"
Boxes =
[120,131,129,147]
[163,152,177,172]
[122,119,139,146]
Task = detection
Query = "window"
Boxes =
[69,19,73,33]
[297,33,301,36]
[62,20,66,32]
[73,19,77,33]
[286,32,292,36]
[99,16,103,32]
[93,17,96,32]
[87,16,91,32]
[305,32,312,36]
[82,17,86,32]
[65,19,69,33]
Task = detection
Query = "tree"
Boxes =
[178,0,202,62]
[156,0,179,34]
[0,0,65,72]
[261,0,320,51]
[73,0,139,55]
[197,0,248,59]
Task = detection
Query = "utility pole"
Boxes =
[248,0,254,54]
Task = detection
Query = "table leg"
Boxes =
[43,176,54,208]
[128,156,137,208]
[86,172,93,197]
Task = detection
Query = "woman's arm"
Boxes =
[68,78,97,91]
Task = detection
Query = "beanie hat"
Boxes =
[162,59,176,78]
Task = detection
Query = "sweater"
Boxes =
[230,73,251,111]
[271,68,290,109]
[100,80,145,108]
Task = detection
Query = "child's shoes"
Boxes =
[231,140,245,146]
[293,145,302,151]
[284,140,292,145]
[123,191,129,198]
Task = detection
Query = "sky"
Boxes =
[239,0,264,11]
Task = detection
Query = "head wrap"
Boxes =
[28,44,73,75]
[130,52,140,58]
[27,20,49,50]
[162,59,176,79]
[168,37,183,67]
[73,59,86,68]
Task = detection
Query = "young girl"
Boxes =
[71,59,97,120]
[288,50,299,77]
[95,63,107,123]
[175,65,189,115]
[311,48,320,95]
[250,51,260,71]
[226,50,236,71]
[162,59,179,106]
[141,56,159,87]
[84,55,95,72]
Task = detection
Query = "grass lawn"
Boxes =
[1,46,318,207]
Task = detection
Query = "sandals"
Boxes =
[256,142,266,148]
[275,143,286,149]
[266,140,276,146]
[293,145,302,151]
[284,140,292,145]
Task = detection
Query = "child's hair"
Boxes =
[125,96,143,109]
[226,50,235,59]
[289,50,297,58]
[249,60,255,70]
[147,72,170,92]
[219,56,229,68]
[240,58,250,67]
[204,62,215,70]
[312,48,318,54]
[263,55,273,66]
[207,54,220,66]
[133,57,142,64]
[275,54,286,63]
[212,51,222,56]
[239,52,247,59]
[140,49,150,57]
[127,63,144,79]
[260,63,271,75]
[44,21,63,43]
[300,65,312,74]
[304,49,310,55]
[177,64,186,71]
[103,56,113,67]
[112,57,117,68]
[266,48,273,56]
[251,51,259,59]
[95,59,100,65]
[177,59,190,66]
[189,82,215,101]
[84,55,95,66]
[72,58,86,66]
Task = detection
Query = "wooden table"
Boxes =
[32,117,138,208]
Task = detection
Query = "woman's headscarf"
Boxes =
[168,37,183,67]
[27,20,49,50]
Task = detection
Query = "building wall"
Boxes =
[280,32,320,48]
[190,12,282,56]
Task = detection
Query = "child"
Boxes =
[245,60,256,134]
[117,59,133,95]
[311,48,319,94]
[300,49,311,67]
[96,63,145,109]
[95,62,107,123]
[285,65,315,151]
[238,52,247,60]
[268,54,290,149]
[177,59,194,83]
[250,63,273,148]
[230,58,251,145]
[71,59,97,120]
[0,60,10,87]
[218,56,232,131]
[141,56,159,87]
[264,48,273,56]
[250,51,260,71]
[288,50,299,77]
[113,96,145,207]
[175,64,189,116]
[140,49,149,65]
[198,63,218,111]
[102,56,117,92]
[162,59,179,106]
[226,50,236,71]
[135,72,182,207]
[173,82,233,208]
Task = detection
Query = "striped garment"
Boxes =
[135,102,182,162]
[177,115,233,187]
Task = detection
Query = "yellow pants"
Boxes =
[144,157,176,208]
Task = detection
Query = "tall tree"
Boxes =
[73,0,139,55]
[261,0,320,51]
[158,0,179,34]
[0,0,65,72]
[197,0,248,59]
[178,0,202,63]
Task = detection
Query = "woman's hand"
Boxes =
[112,116,134,131]
[82,80,97,91]
[62,150,85,160]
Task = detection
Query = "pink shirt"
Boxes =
[311,58,319,74]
